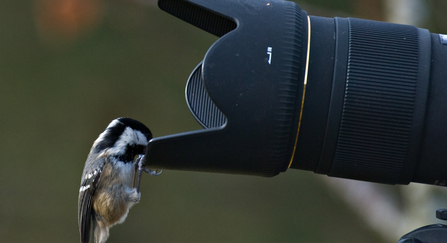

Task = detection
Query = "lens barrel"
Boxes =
[292,15,447,186]
[292,16,432,185]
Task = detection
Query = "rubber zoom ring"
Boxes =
[329,18,419,184]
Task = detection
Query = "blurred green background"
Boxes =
[0,0,446,242]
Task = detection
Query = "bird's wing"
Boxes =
[78,156,105,243]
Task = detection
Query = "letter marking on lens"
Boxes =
[267,47,272,64]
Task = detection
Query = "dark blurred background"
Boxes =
[0,0,446,242]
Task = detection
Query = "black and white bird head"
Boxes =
[91,117,152,163]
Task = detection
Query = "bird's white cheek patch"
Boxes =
[109,128,149,155]
[135,131,148,145]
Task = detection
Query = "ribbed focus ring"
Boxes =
[265,3,305,174]
[329,18,419,184]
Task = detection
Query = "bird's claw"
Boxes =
[135,155,162,193]
[136,155,162,175]
[143,168,163,176]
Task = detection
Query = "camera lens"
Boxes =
[150,0,447,186]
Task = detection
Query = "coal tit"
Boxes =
[78,117,160,243]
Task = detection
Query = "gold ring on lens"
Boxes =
[288,15,311,168]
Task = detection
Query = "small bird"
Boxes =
[78,117,161,243]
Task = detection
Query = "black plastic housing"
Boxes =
[147,0,447,186]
